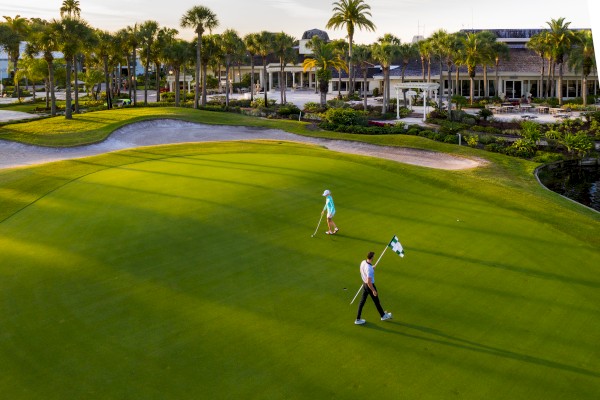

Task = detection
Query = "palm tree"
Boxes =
[50,17,90,119]
[15,56,46,101]
[272,32,296,104]
[417,38,433,82]
[254,31,274,105]
[492,41,510,99]
[398,42,418,105]
[1,15,29,100]
[303,36,348,107]
[546,17,574,105]
[25,19,59,114]
[139,20,159,105]
[527,32,550,99]
[351,43,373,110]
[243,33,260,102]
[372,34,400,114]
[163,39,191,107]
[92,29,115,109]
[330,39,349,98]
[461,32,484,104]
[326,0,376,96]
[476,30,497,98]
[180,5,219,108]
[429,29,450,109]
[199,34,221,102]
[568,30,595,106]
[124,24,141,105]
[219,29,243,106]
[73,24,95,113]
[151,27,178,102]
[59,0,81,19]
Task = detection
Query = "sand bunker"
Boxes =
[0,119,486,170]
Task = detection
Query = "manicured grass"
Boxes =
[0,141,598,399]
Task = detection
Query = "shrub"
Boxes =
[372,87,380,97]
[508,138,536,158]
[276,103,301,116]
[484,143,505,153]
[323,108,368,126]
[443,134,459,144]
[478,134,497,145]
[477,108,494,121]
[326,98,348,109]
[532,151,565,163]
[466,134,479,147]
[251,98,276,108]
[303,102,326,113]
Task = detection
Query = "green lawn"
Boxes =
[0,139,598,399]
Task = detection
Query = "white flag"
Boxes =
[388,235,404,257]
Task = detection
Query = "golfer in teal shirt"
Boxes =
[321,189,339,235]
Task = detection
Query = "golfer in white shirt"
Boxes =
[355,251,392,325]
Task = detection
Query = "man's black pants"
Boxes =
[356,283,385,320]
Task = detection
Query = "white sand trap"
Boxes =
[0,119,487,170]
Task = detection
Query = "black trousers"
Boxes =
[356,283,385,319]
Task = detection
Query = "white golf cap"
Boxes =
[322,189,331,196]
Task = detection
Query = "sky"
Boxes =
[1,0,595,45]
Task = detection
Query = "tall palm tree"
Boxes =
[254,31,274,105]
[330,39,348,98]
[303,36,348,107]
[461,32,484,104]
[429,29,450,109]
[527,31,550,99]
[326,0,376,96]
[139,20,159,105]
[93,29,115,109]
[180,5,219,108]
[152,27,178,102]
[1,15,29,100]
[546,17,574,105]
[199,34,221,102]
[25,19,59,114]
[492,41,510,100]
[50,17,90,119]
[272,32,296,104]
[351,43,372,110]
[243,33,260,102]
[124,24,141,105]
[398,42,418,105]
[59,0,81,19]
[476,30,497,98]
[568,30,595,106]
[219,29,243,106]
[417,38,433,83]
[73,24,95,113]
[372,34,400,114]
[163,39,191,107]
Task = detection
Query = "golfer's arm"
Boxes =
[367,278,376,293]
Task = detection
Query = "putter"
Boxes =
[311,212,324,237]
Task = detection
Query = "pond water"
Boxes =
[537,159,600,212]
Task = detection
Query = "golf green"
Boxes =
[0,141,598,399]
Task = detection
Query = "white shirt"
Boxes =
[360,260,375,284]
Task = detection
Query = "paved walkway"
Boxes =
[0,119,486,171]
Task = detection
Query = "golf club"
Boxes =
[311,212,324,237]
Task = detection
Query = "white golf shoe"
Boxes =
[381,312,392,321]
[354,319,366,325]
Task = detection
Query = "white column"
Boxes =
[269,72,273,92]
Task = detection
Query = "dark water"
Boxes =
[537,160,600,211]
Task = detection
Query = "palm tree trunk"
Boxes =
[65,59,73,119]
[202,63,208,105]
[348,35,354,96]
[44,79,49,109]
[263,57,268,106]
[104,55,112,109]
[558,62,564,105]
[46,56,57,116]
[195,33,201,109]
[132,49,138,106]
[421,56,425,81]
[144,50,150,105]
[225,61,231,107]
[155,62,161,103]
[337,69,341,98]
[174,68,180,106]
[73,56,79,113]
[540,57,545,99]
[363,67,368,111]
[250,57,255,102]
[455,67,460,97]
[495,62,500,100]
[483,66,488,97]
[470,76,474,104]
[582,73,588,106]
[438,59,444,109]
